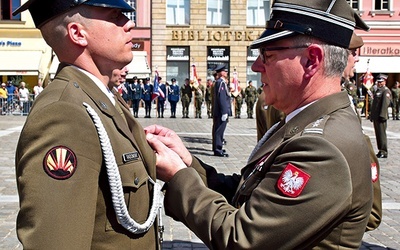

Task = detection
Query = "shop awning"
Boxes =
[126,51,151,79]
[355,56,400,73]
[0,50,42,75]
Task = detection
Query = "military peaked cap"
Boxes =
[349,32,364,50]
[13,0,135,28]
[251,0,370,49]
[376,74,388,82]
[214,64,228,73]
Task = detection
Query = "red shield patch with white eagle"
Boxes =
[277,163,310,198]
[43,146,77,180]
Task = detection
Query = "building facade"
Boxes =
[351,0,400,88]
[151,0,270,88]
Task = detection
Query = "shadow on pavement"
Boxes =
[181,136,212,144]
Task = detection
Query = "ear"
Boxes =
[67,22,88,47]
[303,44,323,79]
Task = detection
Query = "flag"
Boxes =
[363,70,374,90]
[191,64,199,88]
[151,70,165,101]
[231,69,239,97]
[362,59,374,99]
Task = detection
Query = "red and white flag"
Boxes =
[151,70,165,101]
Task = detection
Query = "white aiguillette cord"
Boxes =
[83,102,163,234]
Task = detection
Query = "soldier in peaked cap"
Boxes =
[370,73,391,158]
[212,64,231,157]
[13,0,161,249]
[144,0,374,249]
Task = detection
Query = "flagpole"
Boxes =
[364,59,369,119]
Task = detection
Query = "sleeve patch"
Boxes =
[43,146,77,180]
[277,163,310,198]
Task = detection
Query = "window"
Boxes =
[346,0,359,9]
[1,0,20,20]
[374,0,389,10]
[166,0,190,25]
[247,0,271,26]
[166,46,190,86]
[207,0,230,26]
[124,0,136,22]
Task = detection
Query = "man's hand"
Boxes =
[144,125,192,166]
[146,133,187,182]
[222,113,228,121]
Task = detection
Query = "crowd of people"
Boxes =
[110,71,263,121]
[0,80,44,115]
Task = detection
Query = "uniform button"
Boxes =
[73,82,79,88]
[100,102,108,109]
[290,126,299,135]
[134,177,139,185]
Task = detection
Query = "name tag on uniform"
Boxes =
[122,152,139,163]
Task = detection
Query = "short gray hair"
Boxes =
[291,35,349,78]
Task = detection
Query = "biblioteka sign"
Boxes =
[171,30,255,42]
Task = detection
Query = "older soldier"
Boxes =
[13,0,161,249]
[245,80,257,118]
[370,74,391,158]
[145,0,373,248]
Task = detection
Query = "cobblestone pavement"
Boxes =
[1,103,399,249]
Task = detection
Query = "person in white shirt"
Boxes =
[33,81,44,99]
[19,82,30,115]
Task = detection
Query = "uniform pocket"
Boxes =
[106,160,152,231]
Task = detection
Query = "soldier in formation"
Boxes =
[245,80,257,118]
[205,78,213,118]
[180,78,192,118]
[168,78,180,118]
[391,81,400,120]
[192,78,205,118]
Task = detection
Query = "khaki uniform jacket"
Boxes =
[15,64,159,249]
[164,91,372,249]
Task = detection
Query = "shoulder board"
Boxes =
[301,115,330,136]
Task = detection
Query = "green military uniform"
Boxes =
[180,82,192,118]
[245,84,257,118]
[232,87,245,118]
[15,64,160,249]
[163,91,372,249]
[205,82,213,118]
[370,85,391,157]
[391,83,400,120]
[192,84,205,118]
[344,82,382,232]
[343,78,358,106]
